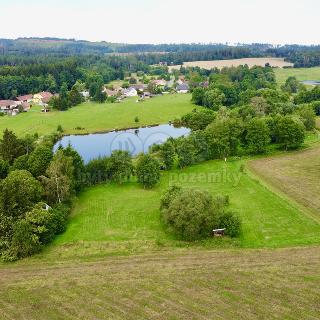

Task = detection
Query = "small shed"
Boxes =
[212,228,226,237]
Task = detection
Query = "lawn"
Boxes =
[0,94,196,137]
[274,67,320,85]
[28,157,320,263]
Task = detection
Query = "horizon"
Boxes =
[1,0,319,45]
[2,37,320,47]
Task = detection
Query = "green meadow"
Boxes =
[31,157,320,263]
[0,94,196,137]
[274,67,320,85]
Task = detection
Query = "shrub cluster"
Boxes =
[160,186,241,241]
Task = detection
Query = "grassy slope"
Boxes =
[248,142,320,220]
[0,247,319,319]
[274,67,320,85]
[24,157,320,263]
[0,94,195,137]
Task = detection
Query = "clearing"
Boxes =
[25,157,320,263]
[0,94,195,137]
[169,57,293,71]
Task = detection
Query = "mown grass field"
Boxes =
[274,67,320,85]
[248,142,320,220]
[0,246,319,319]
[0,94,195,137]
[169,57,293,71]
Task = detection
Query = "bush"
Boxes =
[159,141,175,170]
[27,146,53,177]
[160,185,182,211]
[0,170,43,219]
[109,150,133,184]
[0,159,9,179]
[218,211,241,237]
[181,109,215,131]
[245,118,270,154]
[136,154,160,189]
[176,138,197,168]
[297,105,316,131]
[274,116,305,150]
[8,219,41,260]
[11,154,29,171]
[85,157,111,185]
[57,125,64,133]
[160,187,242,241]
[311,101,320,116]
[50,203,70,235]
[25,203,56,244]
[160,187,220,241]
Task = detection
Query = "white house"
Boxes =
[123,87,138,97]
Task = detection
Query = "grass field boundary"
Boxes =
[246,150,320,224]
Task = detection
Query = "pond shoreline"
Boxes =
[54,123,189,163]
[60,122,165,137]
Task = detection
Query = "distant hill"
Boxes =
[0,38,319,67]
[0,38,276,56]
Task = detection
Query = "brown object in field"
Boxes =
[212,228,225,237]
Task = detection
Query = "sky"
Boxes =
[1,0,319,45]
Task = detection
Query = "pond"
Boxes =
[53,124,190,163]
[301,80,320,86]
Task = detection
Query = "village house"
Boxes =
[103,88,119,97]
[16,94,33,103]
[152,79,167,87]
[33,92,54,105]
[130,84,146,93]
[0,100,17,113]
[176,83,190,93]
[165,79,175,88]
[122,87,138,97]
[0,99,30,116]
